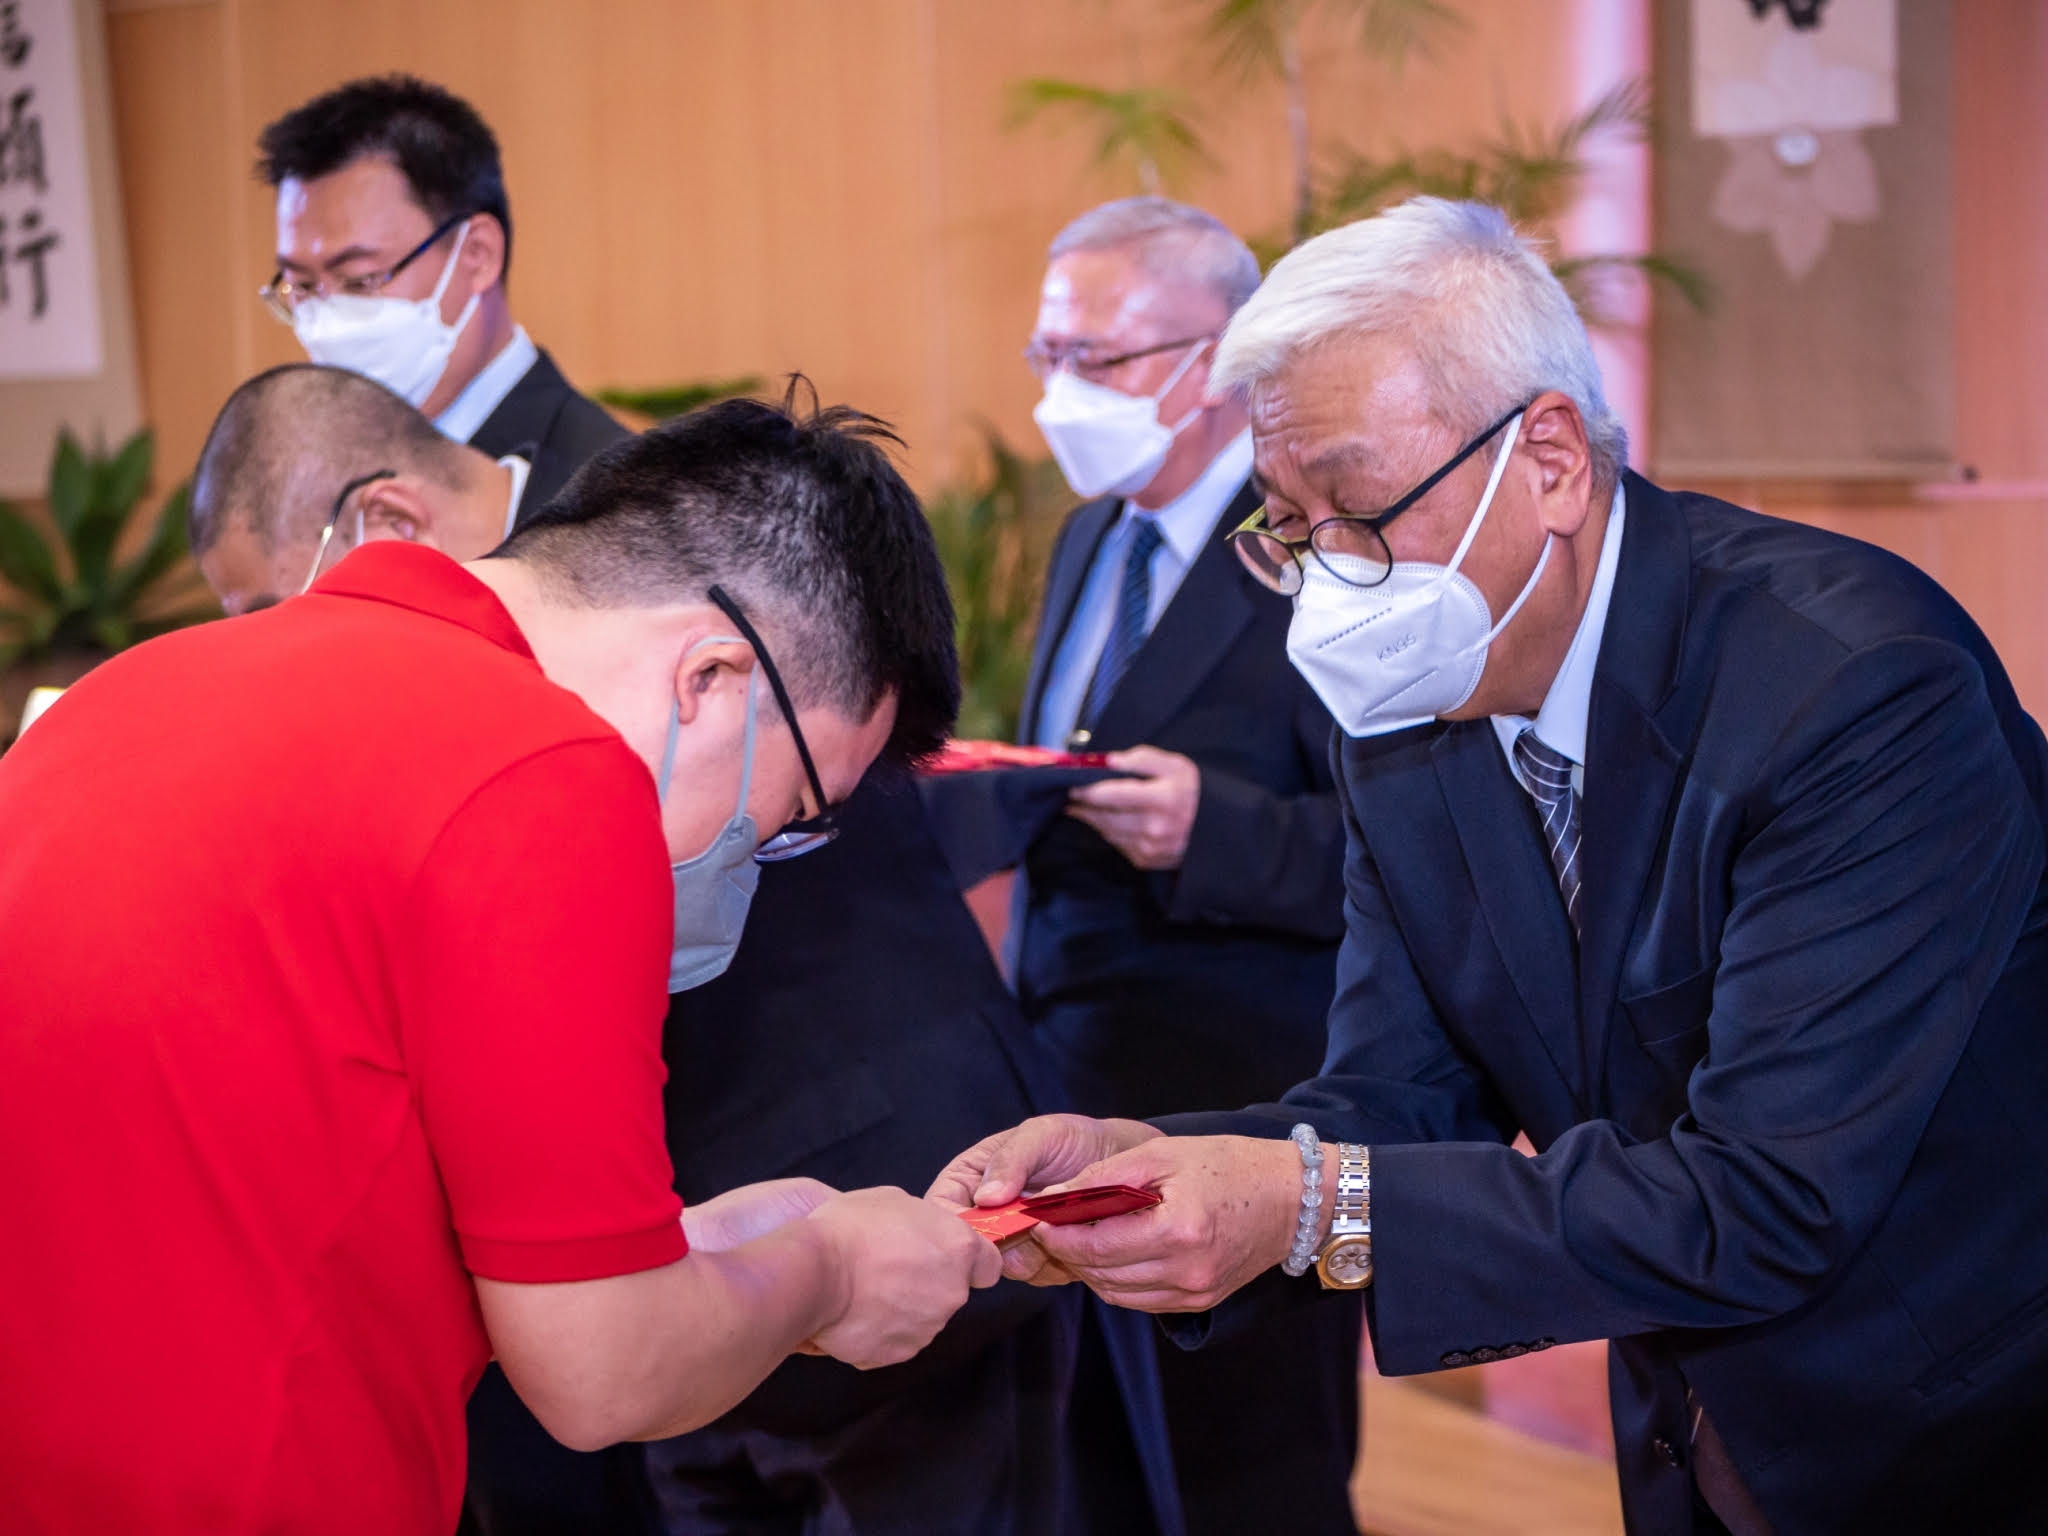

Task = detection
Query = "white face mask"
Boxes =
[1032,341,1207,500]
[291,220,480,408]
[1285,413,1551,738]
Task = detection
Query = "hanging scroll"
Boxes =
[1652,0,1955,481]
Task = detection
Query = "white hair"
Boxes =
[1212,197,1627,479]
[1049,196,1263,316]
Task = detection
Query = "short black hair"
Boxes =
[501,381,960,766]
[190,364,471,556]
[256,75,512,279]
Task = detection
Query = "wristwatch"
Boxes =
[1314,1144,1372,1289]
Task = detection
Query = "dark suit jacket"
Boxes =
[1008,482,1345,1119]
[465,348,628,520]
[1170,473,2048,1534]
[661,768,1184,1536]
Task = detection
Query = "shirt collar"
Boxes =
[1119,429,1254,560]
[311,542,534,661]
[1491,479,1627,770]
[498,454,530,540]
[435,325,539,445]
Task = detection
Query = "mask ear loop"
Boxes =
[658,635,746,807]
[1156,338,1213,436]
[1441,412,1524,580]
[427,219,482,336]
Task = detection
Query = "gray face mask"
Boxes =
[658,646,762,992]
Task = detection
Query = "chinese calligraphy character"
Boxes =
[1744,0,1831,28]
[0,208,60,317]
[0,87,44,191]
[0,3,28,70]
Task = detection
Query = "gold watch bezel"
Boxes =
[1315,1232,1373,1289]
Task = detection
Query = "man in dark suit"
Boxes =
[256,74,624,519]
[939,198,2048,1535]
[645,768,1184,1536]
[997,197,1360,1536]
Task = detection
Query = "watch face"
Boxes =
[1317,1236,1374,1289]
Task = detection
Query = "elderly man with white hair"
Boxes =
[937,198,2048,1535]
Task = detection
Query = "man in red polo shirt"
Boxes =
[0,392,996,1535]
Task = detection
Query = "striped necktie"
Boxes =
[1078,516,1165,733]
[1512,728,1582,938]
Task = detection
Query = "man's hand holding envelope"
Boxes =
[929,1115,1329,1312]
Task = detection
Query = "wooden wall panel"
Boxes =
[101,0,1614,492]
[95,0,2047,719]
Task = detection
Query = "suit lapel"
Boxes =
[1089,482,1261,749]
[1431,721,1586,1105]
[1575,474,1694,1107]
[466,352,569,461]
[1018,497,1118,744]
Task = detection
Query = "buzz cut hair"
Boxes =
[189,364,473,558]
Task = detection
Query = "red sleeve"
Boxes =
[397,736,688,1283]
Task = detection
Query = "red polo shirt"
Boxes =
[0,545,687,1535]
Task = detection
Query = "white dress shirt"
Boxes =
[1490,480,1627,796]
[435,325,539,446]
[1034,431,1256,750]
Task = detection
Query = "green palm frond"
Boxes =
[923,428,1073,741]
[1007,78,1210,193]
[595,377,764,422]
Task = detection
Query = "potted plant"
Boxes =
[0,428,220,745]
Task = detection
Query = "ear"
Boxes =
[463,212,507,294]
[670,639,756,727]
[356,477,435,547]
[1520,391,1597,538]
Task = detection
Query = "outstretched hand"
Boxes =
[1019,1133,1312,1312]
[927,1114,1161,1283]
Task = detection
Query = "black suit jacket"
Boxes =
[1171,473,2048,1533]
[1008,483,1344,1118]
[466,348,628,520]
[663,769,1185,1536]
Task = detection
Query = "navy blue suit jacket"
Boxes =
[666,769,1185,1536]
[1169,473,2048,1533]
[1008,484,1345,1118]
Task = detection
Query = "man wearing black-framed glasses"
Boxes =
[0,388,1004,1536]
[939,198,2048,1536]
[256,75,625,521]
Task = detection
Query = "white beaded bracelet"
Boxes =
[1281,1123,1325,1277]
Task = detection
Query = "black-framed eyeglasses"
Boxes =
[706,585,840,863]
[301,468,396,595]
[260,212,471,324]
[1023,332,1213,384]
[1230,402,1532,596]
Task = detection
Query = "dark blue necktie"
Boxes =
[1513,728,1582,938]
[1079,517,1165,736]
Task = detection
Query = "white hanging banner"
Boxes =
[0,0,103,378]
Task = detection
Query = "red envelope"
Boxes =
[1021,1184,1161,1225]
[959,1199,1040,1242]
[957,1184,1160,1242]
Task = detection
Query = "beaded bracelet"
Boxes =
[1280,1123,1325,1277]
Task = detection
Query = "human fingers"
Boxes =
[1033,1135,1305,1311]
[1067,775,1169,811]
[806,1187,988,1369]
[926,1115,1140,1209]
